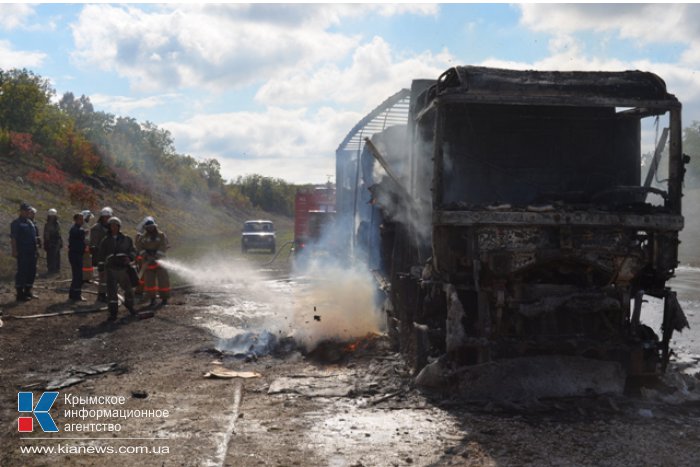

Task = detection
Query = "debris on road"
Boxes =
[39,363,120,390]
[268,374,355,397]
[204,367,262,379]
[131,390,148,398]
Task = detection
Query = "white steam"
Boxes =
[287,259,383,349]
[158,254,383,351]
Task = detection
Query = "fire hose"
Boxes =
[262,240,295,266]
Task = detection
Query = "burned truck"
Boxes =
[339,66,691,390]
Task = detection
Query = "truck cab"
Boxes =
[375,66,689,377]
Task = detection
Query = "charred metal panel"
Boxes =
[426,66,680,110]
[434,210,684,231]
[438,105,640,206]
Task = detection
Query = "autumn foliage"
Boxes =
[0,130,37,158]
[67,182,97,209]
[55,128,101,177]
[26,158,67,187]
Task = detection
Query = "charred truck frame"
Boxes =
[345,66,690,380]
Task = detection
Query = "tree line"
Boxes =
[0,68,300,215]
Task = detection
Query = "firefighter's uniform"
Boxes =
[135,220,170,306]
[43,209,62,274]
[81,211,94,282]
[98,217,136,320]
[90,208,112,301]
[134,232,145,296]
[10,203,38,301]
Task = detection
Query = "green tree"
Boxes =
[0,68,53,134]
[198,158,223,189]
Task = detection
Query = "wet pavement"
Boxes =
[643,266,700,371]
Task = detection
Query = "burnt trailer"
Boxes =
[339,66,691,389]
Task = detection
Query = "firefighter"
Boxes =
[81,210,94,283]
[43,208,63,275]
[10,203,38,301]
[133,217,149,298]
[90,207,113,302]
[68,212,87,302]
[27,206,41,295]
[135,217,170,308]
[98,217,136,321]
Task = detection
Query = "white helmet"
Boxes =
[107,216,122,227]
[48,208,58,216]
[100,207,113,217]
[136,216,157,233]
[81,210,93,221]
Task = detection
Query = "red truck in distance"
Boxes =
[294,185,336,256]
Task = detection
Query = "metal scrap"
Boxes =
[43,363,120,390]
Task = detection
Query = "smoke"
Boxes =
[642,121,700,266]
[680,187,700,266]
[287,259,384,349]
[366,125,433,246]
[159,249,384,352]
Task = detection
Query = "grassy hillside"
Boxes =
[0,156,293,281]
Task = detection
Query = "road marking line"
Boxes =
[211,380,242,467]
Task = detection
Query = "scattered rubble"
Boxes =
[20,362,122,390]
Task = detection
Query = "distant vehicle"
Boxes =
[294,185,336,255]
[241,220,276,254]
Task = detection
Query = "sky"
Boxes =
[1,2,700,184]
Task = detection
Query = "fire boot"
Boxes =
[16,288,28,302]
[24,288,38,299]
[107,303,118,321]
[148,298,157,308]
[126,302,137,316]
[160,299,168,307]
[97,293,107,303]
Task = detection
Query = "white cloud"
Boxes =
[70,4,436,93]
[89,93,182,116]
[519,4,693,42]
[0,4,35,30]
[256,36,454,109]
[67,3,445,184]
[162,106,363,184]
[69,4,358,92]
[519,4,700,67]
[0,39,46,69]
